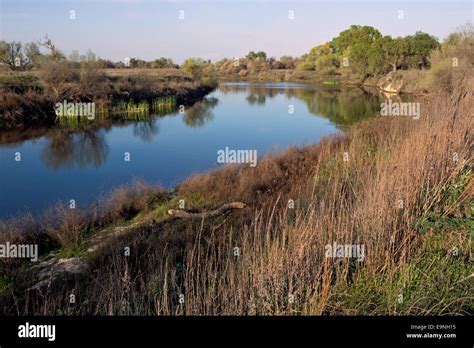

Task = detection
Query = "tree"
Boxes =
[130,58,146,68]
[24,42,41,67]
[181,57,207,79]
[296,60,314,71]
[279,56,297,69]
[304,43,339,74]
[331,25,382,74]
[181,58,217,87]
[331,25,381,55]
[150,57,177,69]
[97,58,116,68]
[38,35,64,60]
[0,41,22,70]
[246,51,267,61]
[0,41,40,70]
[406,32,439,69]
[367,36,391,75]
[369,36,410,73]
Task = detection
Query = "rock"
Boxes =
[28,257,89,291]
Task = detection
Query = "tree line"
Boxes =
[298,25,439,76]
[0,24,466,81]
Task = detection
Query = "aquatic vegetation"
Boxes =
[56,96,178,126]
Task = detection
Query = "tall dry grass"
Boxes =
[1,77,472,316]
[0,180,165,249]
[150,77,472,315]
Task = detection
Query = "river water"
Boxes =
[0,82,382,218]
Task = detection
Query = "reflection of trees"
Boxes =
[294,87,380,125]
[246,93,266,105]
[226,84,380,125]
[221,84,283,106]
[40,129,109,169]
[221,83,381,125]
[245,86,282,106]
[182,97,218,128]
[133,120,159,143]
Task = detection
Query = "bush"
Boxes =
[296,61,314,71]
[37,58,79,98]
[0,73,40,93]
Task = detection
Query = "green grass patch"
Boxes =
[55,240,88,259]
[0,73,40,91]
[331,227,472,315]
[323,79,339,85]
[329,166,473,315]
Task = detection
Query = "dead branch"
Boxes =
[168,202,246,218]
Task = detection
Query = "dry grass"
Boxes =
[0,66,213,129]
[1,76,472,316]
[103,68,192,80]
[159,77,472,315]
[0,181,166,249]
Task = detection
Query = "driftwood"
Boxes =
[168,202,246,218]
[28,201,246,291]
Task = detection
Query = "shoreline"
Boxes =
[219,69,430,96]
[0,69,427,131]
[0,80,413,220]
[0,79,471,315]
[0,71,217,129]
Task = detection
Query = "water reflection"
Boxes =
[0,97,220,169]
[40,129,110,169]
[296,87,382,125]
[0,84,383,171]
[220,83,383,126]
[1,83,393,217]
[182,97,218,128]
[132,120,160,143]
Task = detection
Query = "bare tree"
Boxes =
[38,34,64,60]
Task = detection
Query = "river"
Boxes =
[0,82,382,218]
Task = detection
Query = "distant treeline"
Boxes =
[1,23,472,82]
[215,25,443,78]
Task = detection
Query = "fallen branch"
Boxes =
[168,202,246,218]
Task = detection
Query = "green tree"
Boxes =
[331,25,382,74]
[150,57,177,69]
[24,42,41,67]
[307,43,339,75]
[279,56,297,69]
[331,25,382,54]
[406,32,439,69]
[0,41,40,70]
[181,58,217,87]
[369,36,410,73]
[181,57,207,79]
[130,58,147,68]
[246,51,267,61]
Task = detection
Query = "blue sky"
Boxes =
[1,0,472,63]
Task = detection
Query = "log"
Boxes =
[168,202,246,218]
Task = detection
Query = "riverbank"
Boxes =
[1,75,471,315]
[0,82,378,219]
[0,64,454,131]
[218,69,435,95]
[0,68,216,129]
